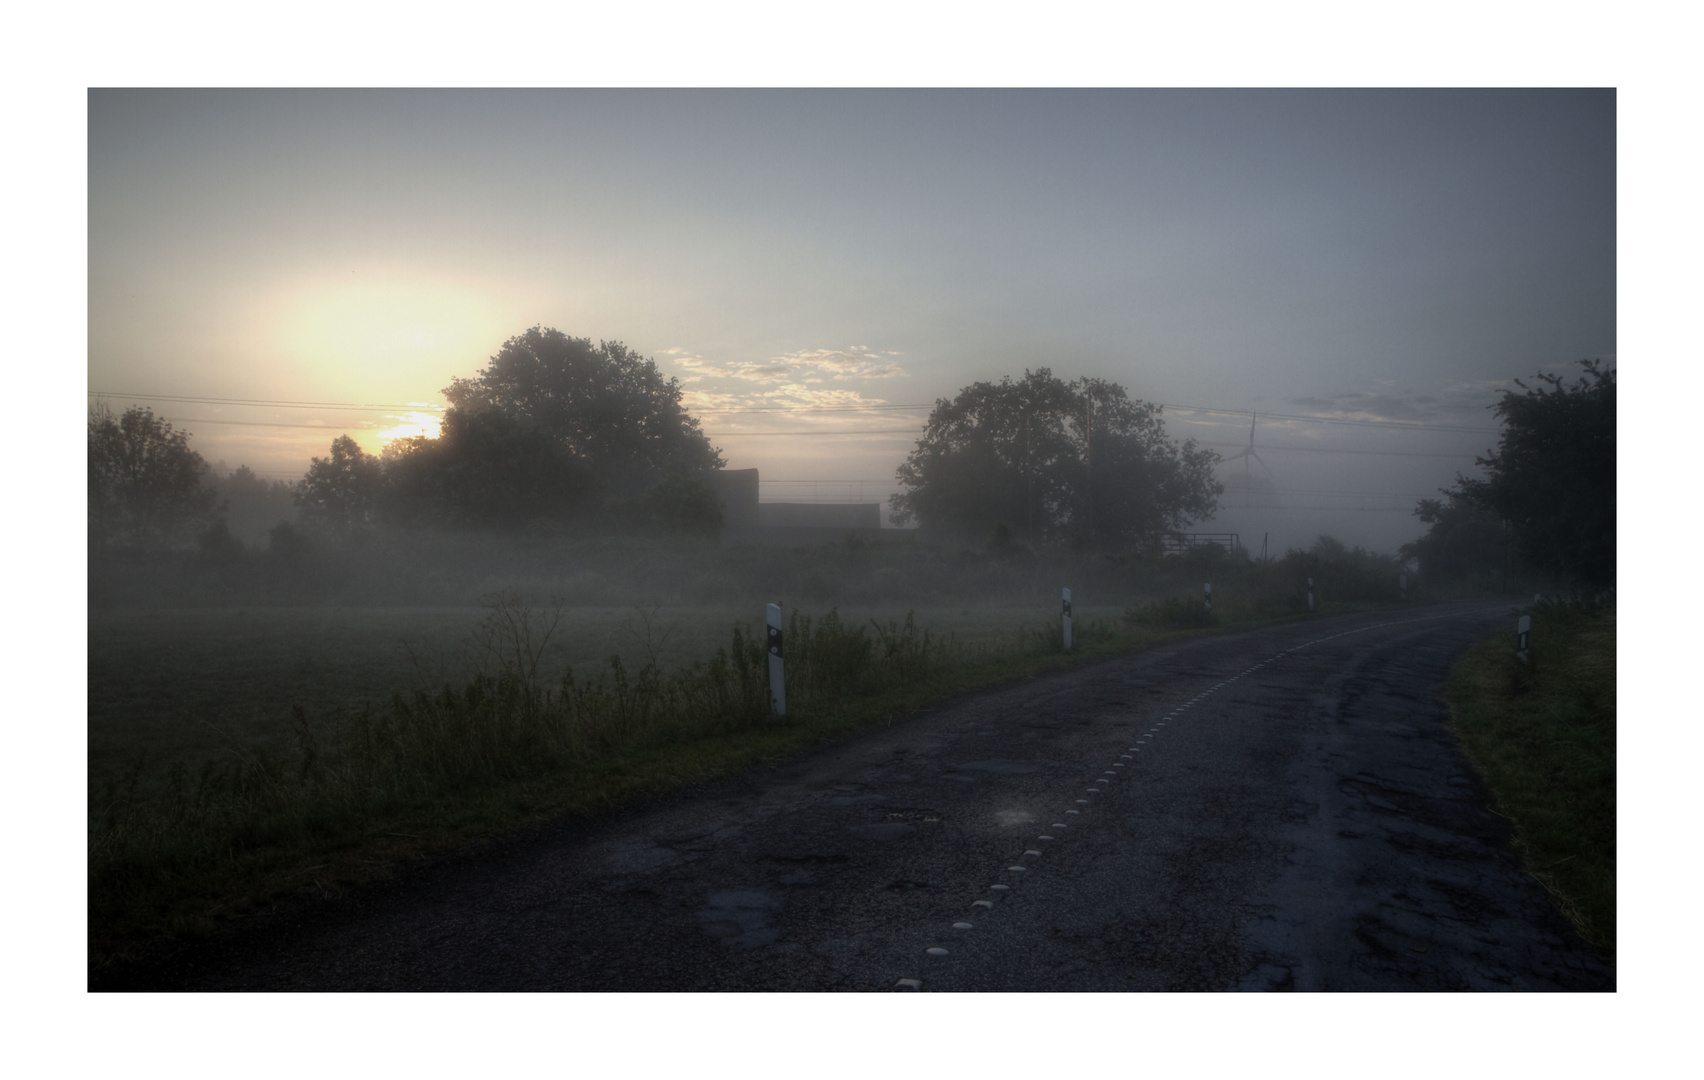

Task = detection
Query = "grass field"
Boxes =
[1445,599,1616,952]
[89,602,1128,796]
[88,531,1425,971]
[90,596,1179,969]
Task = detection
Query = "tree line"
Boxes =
[1401,359,1614,591]
[90,329,729,551]
[90,320,1614,592]
[890,369,1221,550]
[90,327,1229,556]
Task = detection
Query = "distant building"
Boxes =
[707,468,760,530]
[709,467,895,546]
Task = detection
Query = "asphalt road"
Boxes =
[96,603,1614,992]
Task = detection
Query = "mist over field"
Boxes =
[85,89,1616,971]
[88,85,1615,785]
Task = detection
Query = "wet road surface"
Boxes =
[95,604,1614,991]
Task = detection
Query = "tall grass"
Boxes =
[90,531,1423,969]
[89,595,1110,967]
[1445,597,1616,951]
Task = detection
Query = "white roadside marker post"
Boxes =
[1307,577,1315,612]
[1062,588,1073,651]
[766,602,786,715]
[1517,614,1531,665]
[1203,582,1212,615]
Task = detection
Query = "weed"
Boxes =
[1124,596,1217,629]
[89,560,1443,970]
[91,595,1103,966]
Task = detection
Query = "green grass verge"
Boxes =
[88,598,1398,974]
[1444,600,1616,952]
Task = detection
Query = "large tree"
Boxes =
[88,405,219,549]
[1399,491,1510,585]
[1453,360,1615,588]
[295,435,383,538]
[890,369,1221,547]
[444,327,723,493]
[381,405,597,528]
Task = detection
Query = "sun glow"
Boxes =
[374,409,445,446]
[272,272,510,399]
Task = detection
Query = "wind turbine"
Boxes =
[1220,412,1276,507]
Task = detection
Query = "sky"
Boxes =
[88,88,1616,552]
[25,6,1702,1057]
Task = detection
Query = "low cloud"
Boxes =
[777,347,908,380]
[677,389,748,411]
[680,384,897,427]
[666,345,908,385]
[1288,381,1518,428]
[759,384,888,410]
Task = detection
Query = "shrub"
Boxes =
[1124,595,1216,628]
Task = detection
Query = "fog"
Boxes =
[89,89,1614,565]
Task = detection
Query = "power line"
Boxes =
[706,428,921,437]
[700,401,1498,434]
[692,403,932,414]
[1214,505,1418,513]
[148,415,1479,459]
[1227,488,1438,499]
[93,389,1498,434]
[1197,440,1476,460]
[1161,403,1499,435]
[159,418,381,431]
[90,391,441,413]
[758,478,1440,496]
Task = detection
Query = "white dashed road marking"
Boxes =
[895,611,1465,988]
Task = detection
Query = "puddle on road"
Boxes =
[697,890,782,949]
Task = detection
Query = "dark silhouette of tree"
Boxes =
[295,435,383,539]
[890,369,1220,547]
[1453,360,1615,588]
[196,519,245,562]
[267,520,311,561]
[641,469,725,536]
[88,404,218,549]
[1068,377,1223,548]
[1399,491,1509,585]
[890,370,1078,544]
[444,327,723,494]
[208,465,297,545]
[1280,535,1407,603]
[381,405,596,528]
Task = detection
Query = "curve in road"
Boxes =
[95,603,1613,992]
